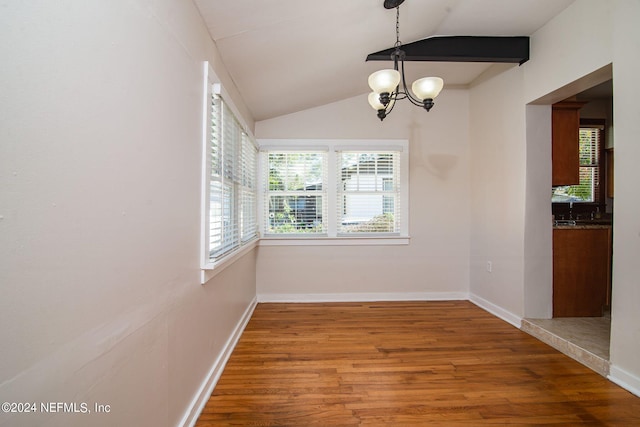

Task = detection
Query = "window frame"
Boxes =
[263,150,328,236]
[336,150,401,236]
[258,139,409,246]
[201,63,258,280]
[552,119,606,208]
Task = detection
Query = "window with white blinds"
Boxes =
[552,122,603,203]
[337,152,400,234]
[259,140,408,240]
[240,132,258,242]
[207,91,258,261]
[264,152,327,234]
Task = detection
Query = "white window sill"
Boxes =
[258,236,410,246]
[201,239,258,284]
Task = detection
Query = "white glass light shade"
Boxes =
[368,69,401,94]
[368,92,384,110]
[368,92,395,111]
[411,77,444,100]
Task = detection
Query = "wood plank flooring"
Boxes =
[196,301,640,426]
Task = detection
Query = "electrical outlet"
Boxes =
[486,261,492,273]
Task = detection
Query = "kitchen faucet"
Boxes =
[568,201,573,220]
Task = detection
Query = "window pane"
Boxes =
[338,152,399,234]
[240,133,257,242]
[265,152,327,234]
[267,195,324,233]
[209,181,222,251]
[210,97,222,177]
[268,153,324,191]
[579,128,598,166]
[552,126,601,203]
[241,190,257,241]
[208,93,257,261]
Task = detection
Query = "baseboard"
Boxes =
[179,297,257,427]
[257,292,468,303]
[469,293,522,328]
[608,364,640,398]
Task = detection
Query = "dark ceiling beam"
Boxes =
[366,36,530,65]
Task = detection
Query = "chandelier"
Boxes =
[368,0,444,121]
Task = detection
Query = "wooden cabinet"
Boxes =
[606,148,614,198]
[553,227,611,317]
[552,101,587,186]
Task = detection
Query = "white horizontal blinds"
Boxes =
[241,132,258,242]
[264,151,327,234]
[221,100,240,255]
[209,93,258,260]
[576,125,601,202]
[337,151,400,234]
[209,94,225,258]
[552,124,603,203]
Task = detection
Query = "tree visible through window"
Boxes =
[266,152,326,234]
[261,143,406,238]
[552,121,603,203]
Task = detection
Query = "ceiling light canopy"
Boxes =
[383,0,405,9]
[368,0,443,121]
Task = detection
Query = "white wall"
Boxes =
[468,66,527,319]
[523,104,553,319]
[608,0,640,394]
[469,0,640,393]
[523,0,613,105]
[0,1,256,426]
[255,90,470,300]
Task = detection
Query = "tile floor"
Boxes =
[521,314,611,376]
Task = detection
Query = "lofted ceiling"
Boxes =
[193,0,575,121]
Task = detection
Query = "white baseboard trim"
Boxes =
[257,292,469,303]
[608,364,640,398]
[469,293,522,328]
[179,297,257,427]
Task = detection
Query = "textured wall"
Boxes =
[0,1,256,425]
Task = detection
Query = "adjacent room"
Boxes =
[2,0,639,426]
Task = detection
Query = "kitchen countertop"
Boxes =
[553,220,612,229]
[554,224,611,229]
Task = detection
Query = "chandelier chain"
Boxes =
[395,6,401,47]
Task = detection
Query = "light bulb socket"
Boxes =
[379,92,391,106]
[423,99,434,112]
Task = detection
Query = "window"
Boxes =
[259,140,409,242]
[552,120,604,204]
[265,152,327,234]
[337,152,399,234]
[202,67,258,268]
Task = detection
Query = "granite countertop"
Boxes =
[554,224,612,229]
[553,220,612,229]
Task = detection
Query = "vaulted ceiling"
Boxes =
[193,0,575,121]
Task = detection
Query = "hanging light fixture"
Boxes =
[368,0,444,121]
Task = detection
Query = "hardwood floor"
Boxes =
[196,301,640,426]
